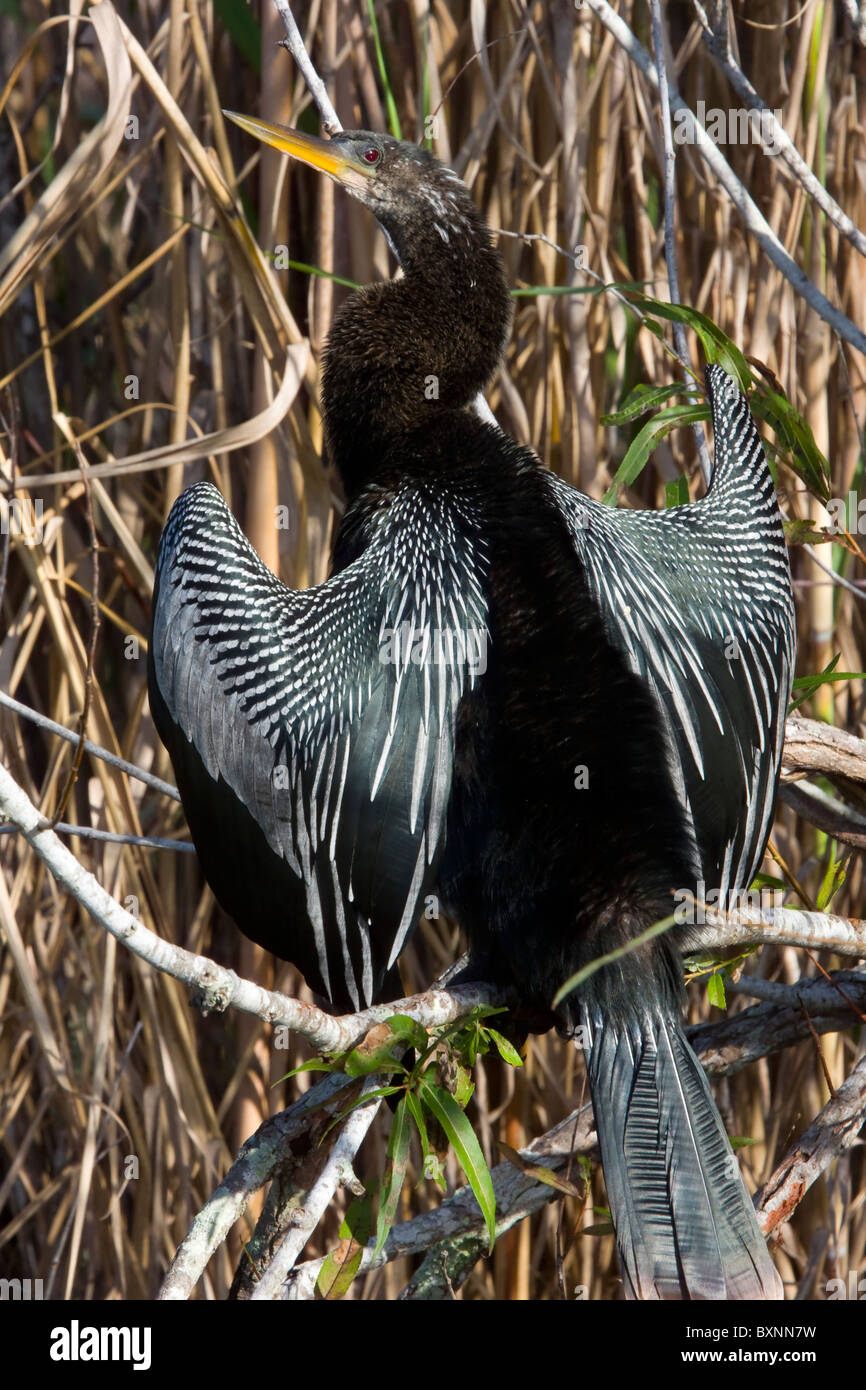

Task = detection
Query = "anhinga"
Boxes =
[148,114,795,1300]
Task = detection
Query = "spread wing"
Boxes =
[149,479,488,1011]
[546,371,795,900]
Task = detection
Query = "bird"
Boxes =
[148,113,795,1300]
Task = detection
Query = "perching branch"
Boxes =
[1,753,863,1049]
[274,974,866,1298]
[0,759,510,1052]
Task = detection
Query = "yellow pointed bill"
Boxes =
[222,111,376,188]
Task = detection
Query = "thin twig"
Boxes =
[0,689,180,801]
[272,0,341,133]
[0,823,193,851]
[250,1077,383,1300]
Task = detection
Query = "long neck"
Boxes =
[321,202,511,499]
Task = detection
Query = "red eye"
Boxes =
[362,147,380,164]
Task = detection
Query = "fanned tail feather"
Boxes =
[581,1000,782,1300]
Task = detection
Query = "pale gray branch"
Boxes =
[271,0,341,132]
[0,688,180,801]
[759,1051,866,1235]
[250,1077,383,1300]
[0,759,510,1052]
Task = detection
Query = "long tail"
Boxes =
[580,999,782,1300]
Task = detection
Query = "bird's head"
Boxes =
[223,112,484,270]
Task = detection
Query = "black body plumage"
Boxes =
[149,126,794,1299]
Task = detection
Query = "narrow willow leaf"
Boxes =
[601,405,708,503]
[625,295,751,382]
[317,1192,373,1300]
[817,847,846,912]
[405,1090,445,1192]
[374,1096,412,1259]
[707,971,727,1009]
[418,1079,496,1249]
[497,1142,584,1197]
[485,1027,524,1068]
[279,1059,337,1080]
[602,381,690,426]
[750,386,831,502]
[553,910,680,1006]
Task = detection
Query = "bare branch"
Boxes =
[0,688,180,801]
[250,1077,383,1300]
[0,759,511,1051]
[758,1051,866,1235]
[783,714,866,784]
[159,1073,358,1300]
[271,0,341,134]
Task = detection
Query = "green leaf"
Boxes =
[418,1079,496,1249]
[344,1048,410,1077]
[601,381,691,426]
[279,1058,337,1080]
[582,1220,615,1237]
[782,518,833,546]
[366,0,402,139]
[485,1027,524,1068]
[624,296,750,382]
[497,1142,584,1197]
[750,385,831,502]
[213,0,261,71]
[383,1014,430,1051]
[405,1090,445,1192]
[343,1016,422,1076]
[374,1097,412,1258]
[817,845,846,912]
[280,259,362,291]
[601,404,708,504]
[707,971,727,1010]
[453,1064,475,1108]
[316,1192,373,1299]
[730,1135,760,1151]
[788,655,866,712]
[665,474,691,508]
